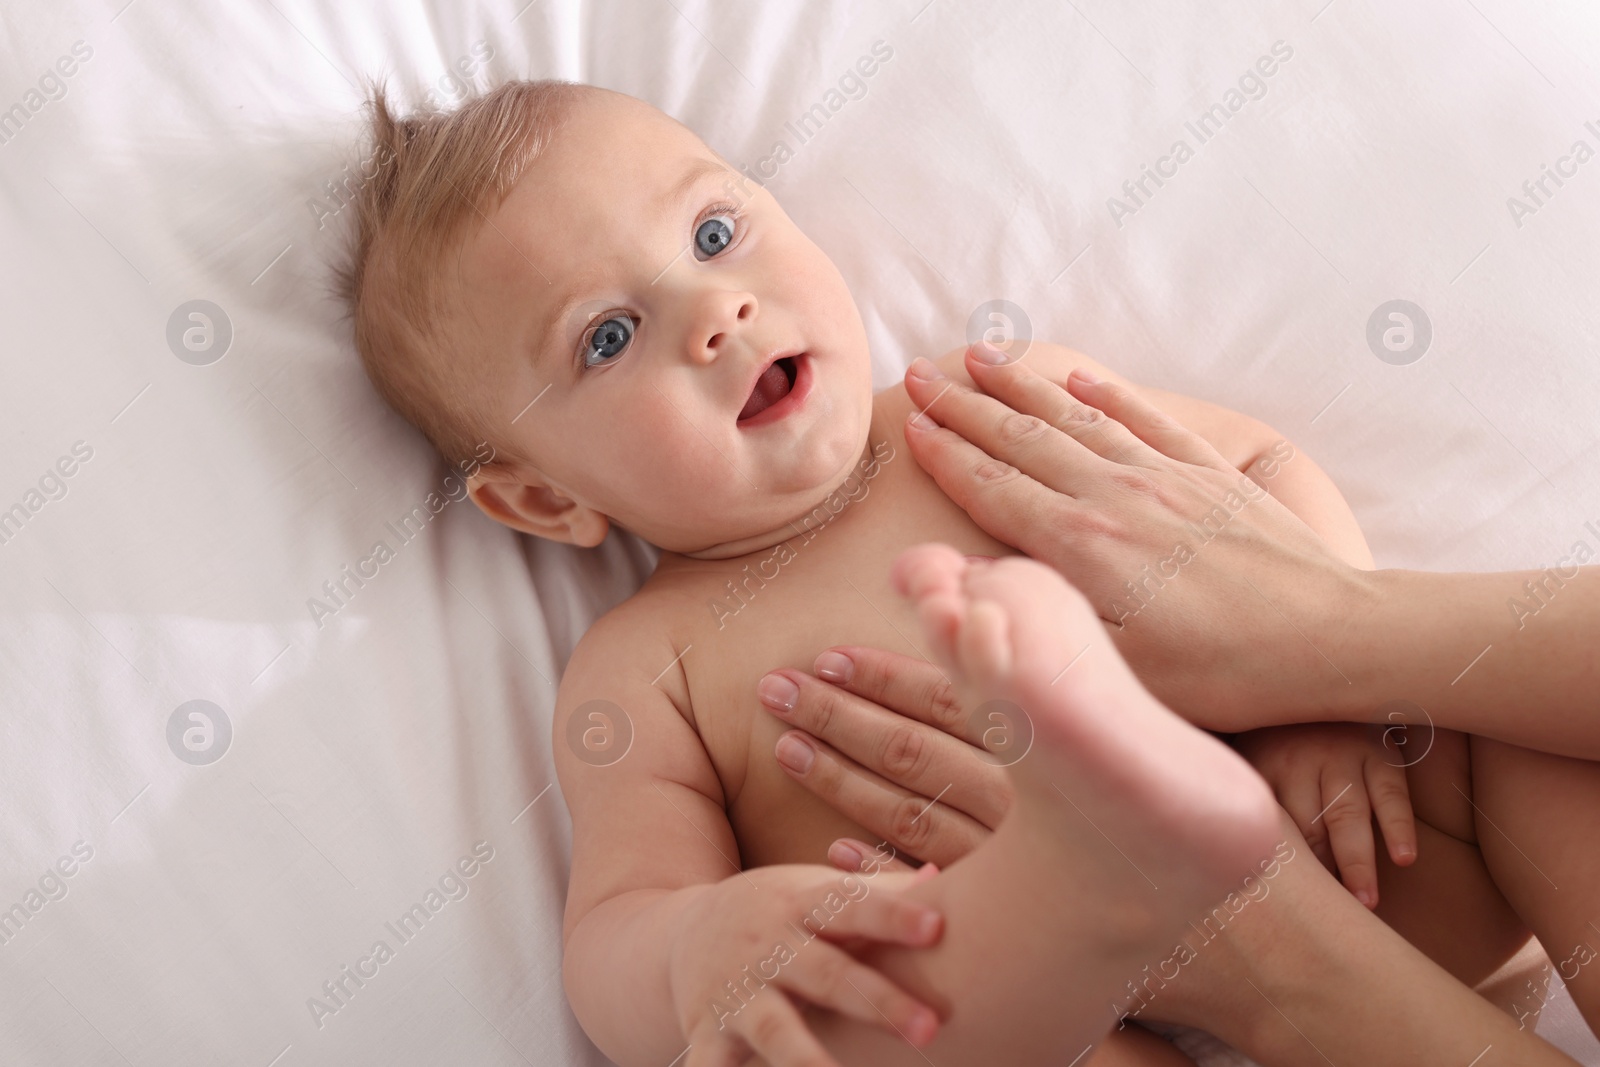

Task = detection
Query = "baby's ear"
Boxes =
[467,463,611,547]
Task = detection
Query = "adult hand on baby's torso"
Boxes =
[760,645,1010,869]
[900,346,1371,730]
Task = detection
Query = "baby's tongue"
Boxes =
[738,361,791,421]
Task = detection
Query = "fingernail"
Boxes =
[814,650,854,683]
[964,554,996,565]
[914,909,941,941]
[775,733,814,773]
[1356,889,1377,909]
[1395,844,1416,862]
[1070,366,1102,384]
[907,357,945,380]
[906,410,936,431]
[828,840,865,870]
[969,341,1010,365]
[758,672,799,712]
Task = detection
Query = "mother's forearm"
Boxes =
[1315,566,1600,758]
[1191,437,1600,756]
[1149,813,1579,1066]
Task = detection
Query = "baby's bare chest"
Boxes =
[666,451,1014,867]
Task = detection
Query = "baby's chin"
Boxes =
[757,425,867,496]
[656,441,876,559]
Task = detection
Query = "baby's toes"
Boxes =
[959,558,1100,685]
[955,597,1013,690]
[890,542,970,602]
[913,587,967,675]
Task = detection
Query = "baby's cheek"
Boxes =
[629,411,722,487]
[790,250,869,360]
[797,253,852,313]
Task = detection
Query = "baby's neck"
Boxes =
[664,426,892,568]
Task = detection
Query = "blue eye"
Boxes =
[694,213,736,259]
[583,315,633,367]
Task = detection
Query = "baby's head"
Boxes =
[340,80,875,556]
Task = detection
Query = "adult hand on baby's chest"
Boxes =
[689,568,926,867]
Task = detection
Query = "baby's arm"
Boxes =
[555,604,943,1066]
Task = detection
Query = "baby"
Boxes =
[336,80,1578,1065]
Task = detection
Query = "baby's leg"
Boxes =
[1088,1027,1196,1066]
[1469,736,1600,1036]
[1371,729,1535,990]
[807,546,1281,1064]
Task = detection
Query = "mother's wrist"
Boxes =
[1317,565,1414,721]
[1228,556,1389,726]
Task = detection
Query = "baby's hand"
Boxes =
[669,863,943,1065]
[1233,723,1417,908]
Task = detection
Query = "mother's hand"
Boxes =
[759,646,1010,870]
[900,347,1371,726]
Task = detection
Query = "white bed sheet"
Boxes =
[1,0,1597,1064]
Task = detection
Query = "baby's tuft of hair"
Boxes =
[334,78,597,468]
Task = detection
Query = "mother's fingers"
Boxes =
[774,729,994,868]
[812,645,966,736]
[902,413,1096,567]
[966,348,1168,469]
[904,349,1160,485]
[1064,370,1235,471]
[762,663,1012,828]
[905,362,1094,493]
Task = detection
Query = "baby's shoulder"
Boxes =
[561,581,700,720]
[566,585,682,675]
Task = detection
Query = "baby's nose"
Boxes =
[688,291,758,364]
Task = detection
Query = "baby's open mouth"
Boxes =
[737,355,799,422]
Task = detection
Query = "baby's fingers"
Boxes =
[782,941,940,1047]
[687,993,837,1067]
[807,886,943,947]
[827,838,925,877]
[1319,771,1379,909]
[1365,757,1418,867]
[1278,776,1333,872]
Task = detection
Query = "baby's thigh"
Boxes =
[1087,1026,1195,1067]
[1467,735,1600,1029]
[1371,729,1532,986]
[1402,727,1475,840]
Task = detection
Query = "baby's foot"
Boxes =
[891,544,1280,917]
